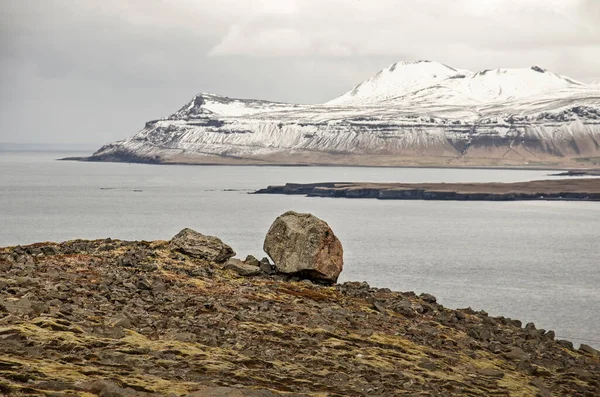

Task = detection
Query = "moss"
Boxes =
[276,285,338,303]
[496,374,539,397]
[3,238,599,396]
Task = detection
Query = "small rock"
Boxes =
[391,300,416,318]
[78,379,151,397]
[420,293,437,304]
[532,365,553,377]
[556,339,575,350]
[358,328,374,337]
[174,332,197,343]
[579,344,599,356]
[557,339,574,350]
[503,347,527,361]
[572,368,593,381]
[525,322,536,330]
[186,386,288,397]
[488,341,504,354]
[3,297,34,315]
[136,277,152,290]
[517,360,535,375]
[542,330,555,341]
[170,228,235,263]
[373,301,387,314]
[244,255,260,267]
[417,359,438,371]
[30,380,74,391]
[476,367,504,378]
[109,314,133,329]
[140,262,158,272]
[259,257,274,274]
[41,245,59,256]
[224,258,261,277]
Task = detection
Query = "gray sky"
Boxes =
[1,0,599,145]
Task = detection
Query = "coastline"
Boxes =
[254,179,600,201]
[59,154,600,173]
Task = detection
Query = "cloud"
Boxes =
[1,0,599,144]
[207,0,599,57]
[210,26,312,56]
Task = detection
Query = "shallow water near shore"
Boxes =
[1,150,599,348]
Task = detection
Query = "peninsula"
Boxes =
[67,62,600,168]
[254,178,600,201]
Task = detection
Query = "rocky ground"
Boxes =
[1,234,599,396]
[551,170,600,177]
[255,179,600,201]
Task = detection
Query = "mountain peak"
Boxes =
[328,62,588,106]
[327,61,463,105]
[531,65,545,73]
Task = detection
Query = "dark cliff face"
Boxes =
[1,237,599,396]
[87,146,162,164]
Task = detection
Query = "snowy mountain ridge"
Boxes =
[87,61,600,167]
[327,61,588,106]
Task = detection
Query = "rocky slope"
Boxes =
[1,231,599,396]
[76,61,600,168]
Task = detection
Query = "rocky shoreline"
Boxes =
[550,170,600,177]
[60,150,600,169]
[1,223,599,396]
[254,179,600,201]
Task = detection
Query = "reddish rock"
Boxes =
[263,211,343,282]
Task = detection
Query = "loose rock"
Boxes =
[244,255,260,267]
[170,228,235,263]
[579,344,599,356]
[263,211,343,282]
[224,258,261,277]
[259,257,274,274]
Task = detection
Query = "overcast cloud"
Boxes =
[1,0,599,145]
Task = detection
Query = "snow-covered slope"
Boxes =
[328,61,587,106]
[88,61,600,167]
[326,61,468,105]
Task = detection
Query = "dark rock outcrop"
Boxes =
[255,179,600,202]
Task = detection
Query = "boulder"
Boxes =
[263,211,343,282]
[170,228,235,263]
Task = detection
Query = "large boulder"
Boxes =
[170,228,235,263]
[263,211,343,282]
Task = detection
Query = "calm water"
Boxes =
[1,151,599,348]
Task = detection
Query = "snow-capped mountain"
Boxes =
[87,61,600,167]
[328,61,587,106]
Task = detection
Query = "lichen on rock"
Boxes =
[263,211,344,283]
[169,228,235,263]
